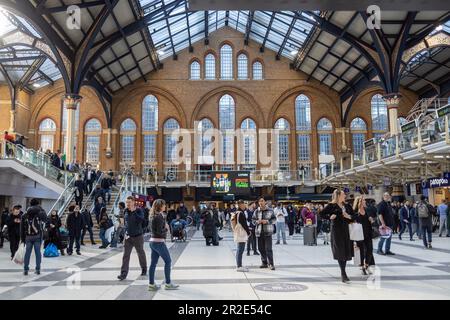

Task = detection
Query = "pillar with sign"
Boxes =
[63,94,82,164]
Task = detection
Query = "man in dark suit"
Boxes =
[83,165,96,195]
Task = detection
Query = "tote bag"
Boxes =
[13,244,25,265]
[233,212,248,243]
[349,223,364,241]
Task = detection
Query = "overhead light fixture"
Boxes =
[290,49,298,55]
[33,83,40,88]
[435,25,443,31]
[157,50,165,55]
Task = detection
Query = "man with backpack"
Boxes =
[417,196,433,249]
[21,198,47,275]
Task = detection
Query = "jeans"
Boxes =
[102,188,111,203]
[68,235,81,253]
[236,242,246,268]
[149,241,171,285]
[81,226,95,244]
[246,228,257,253]
[439,216,449,236]
[24,237,42,271]
[120,235,147,277]
[99,228,109,247]
[258,235,274,266]
[399,220,413,240]
[421,225,432,247]
[276,221,286,243]
[378,233,392,253]
[212,227,219,244]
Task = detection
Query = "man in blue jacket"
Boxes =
[399,201,413,241]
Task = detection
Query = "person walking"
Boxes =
[232,200,251,272]
[252,197,276,270]
[353,196,375,275]
[191,206,201,231]
[319,189,354,283]
[437,199,449,237]
[21,198,47,275]
[98,208,112,249]
[417,196,433,249]
[0,207,8,248]
[399,201,414,241]
[411,202,420,239]
[6,205,22,259]
[93,196,105,224]
[83,165,96,195]
[117,196,147,281]
[377,192,396,255]
[245,202,259,256]
[148,199,179,291]
[286,204,296,238]
[45,209,65,255]
[274,202,288,245]
[81,208,96,245]
[74,174,85,207]
[101,175,112,204]
[66,205,83,255]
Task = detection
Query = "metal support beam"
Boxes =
[244,11,254,46]
[260,12,275,53]
[276,15,297,60]
[43,1,104,13]
[204,10,209,45]
[18,56,45,89]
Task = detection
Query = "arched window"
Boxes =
[142,95,158,169]
[163,118,180,162]
[190,60,201,80]
[295,94,311,130]
[198,118,214,161]
[252,61,263,80]
[317,117,333,177]
[274,118,290,171]
[317,118,333,131]
[120,118,136,164]
[39,118,56,152]
[350,117,367,161]
[220,44,233,80]
[219,94,235,168]
[84,119,101,164]
[240,118,257,170]
[371,94,388,132]
[205,53,216,80]
[237,53,248,80]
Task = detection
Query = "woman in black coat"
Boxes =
[353,196,375,275]
[6,206,22,259]
[320,189,355,283]
[74,175,85,207]
[45,210,65,255]
[201,206,219,246]
[66,205,84,255]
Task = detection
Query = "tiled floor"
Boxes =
[0,229,449,300]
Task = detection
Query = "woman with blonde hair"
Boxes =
[353,196,375,275]
[148,199,179,291]
[320,189,355,283]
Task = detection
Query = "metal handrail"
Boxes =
[47,175,76,217]
[109,170,130,216]
[81,172,104,213]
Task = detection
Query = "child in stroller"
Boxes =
[170,214,188,242]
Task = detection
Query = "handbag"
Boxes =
[349,222,364,241]
[379,226,392,239]
[13,244,25,265]
[233,213,248,243]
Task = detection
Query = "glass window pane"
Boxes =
[274,118,290,130]
[297,134,310,161]
[252,61,263,80]
[295,94,311,130]
[317,118,332,130]
[85,118,101,132]
[85,136,100,164]
[237,54,248,80]
[219,94,235,129]
[121,118,137,131]
[205,54,216,79]
[142,95,158,131]
[121,135,134,163]
[40,135,54,152]
[190,61,201,80]
[39,118,56,131]
[62,107,80,132]
[352,133,365,160]
[350,117,367,130]
[371,94,388,131]
[319,134,331,155]
[220,44,233,80]
[143,135,157,162]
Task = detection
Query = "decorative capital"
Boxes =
[382,93,402,109]
[62,94,83,110]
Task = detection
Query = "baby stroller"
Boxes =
[170,219,187,242]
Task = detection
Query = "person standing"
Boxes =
[0,207,8,248]
[6,206,22,259]
[93,196,105,224]
[201,203,220,246]
[81,208,96,245]
[148,199,179,290]
[232,200,251,272]
[191,206,201,231]
[411,202,420,239]
[437,199,449,237]
[274,203,288,245]
[66,205,83,255]
[399,201,414,241]
[319,189,354,283]
[176,202,189,220]
[118,196,147,281]
[111,202,126,248]
[245,202,259,256]
[417,196,433,249]
[74,174,85,207]
[377,192,396,255]
[98,208,112,249]
[45,209,65,255]
[83,165,96,195]
[286,204,296,238]
[252,197,276,270]
[353,196,375,275]
[21,198,47,275]
[101,175,112,204]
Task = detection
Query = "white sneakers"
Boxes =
[236,267,249,272]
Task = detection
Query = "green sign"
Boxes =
[401,120,417,133]
[436,104,450,118]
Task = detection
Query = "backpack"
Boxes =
[25,214,43,236]
[417,203,429,218]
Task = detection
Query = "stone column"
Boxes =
[62,94,82,163]
[383,93,402,135]
[9,109,16,133]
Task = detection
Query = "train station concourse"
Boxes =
[0,0,449,303]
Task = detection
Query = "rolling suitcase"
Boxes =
[303,226,317,246]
